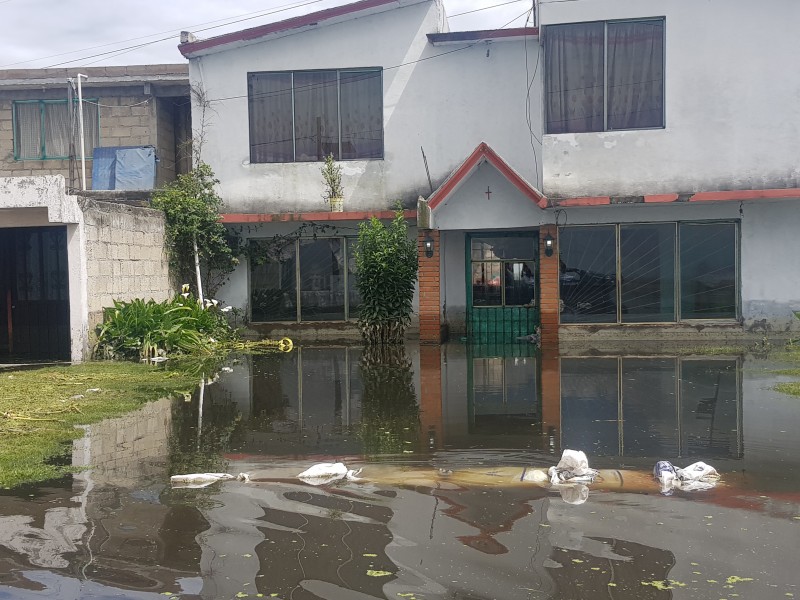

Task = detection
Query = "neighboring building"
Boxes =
[178,0,546,341]
[534,0,800,343]
[0,65,191,362]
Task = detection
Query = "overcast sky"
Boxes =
[0,0,533,69]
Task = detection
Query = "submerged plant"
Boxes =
[94,293,234,360]
[355,209,418,344]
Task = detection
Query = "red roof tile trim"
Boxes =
[179,0,398,56]
[220,209,417,223]
[688,188,800,202]
[427,142,545,210]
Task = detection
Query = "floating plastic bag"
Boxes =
[548,449,598,485]
[296,462,362,486]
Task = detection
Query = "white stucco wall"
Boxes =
[189,0,542,213]
[540,0,800,198]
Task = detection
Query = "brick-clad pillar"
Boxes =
[538,225,560,345]
[418,229,442,343]
[419,344,444,450]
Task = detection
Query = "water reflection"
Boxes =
[0,343,798,600]
[561,357,742,459]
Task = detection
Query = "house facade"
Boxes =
[0,66,190,362]
[533,0,800,344]
[179,0,546,341]
[181,0,799,345]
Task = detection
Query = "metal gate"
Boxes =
[466,233,540,343]
[0,227,70,360]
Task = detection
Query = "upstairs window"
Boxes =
[248,68,383,163]
[545,18,664,133]
[13,100,99,160]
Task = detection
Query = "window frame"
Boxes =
[544,17,666,134]
[247,67,384,164]
[248,235,360,323]
[12,99,100,161]
[558,220,740,325]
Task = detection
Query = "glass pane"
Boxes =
[620,224,675,322]
[470,237,536,261]
[299,238,345,321]
[504,261,536,306]
[680,360,741,458]
[544,22,605,134]
[621,358,678,456]
[14,102,41,159]
[471,262,501,306]
[680,223,737,319]
[294,71,339,161]
[248,72,294,163]
[44,102,70,158]
[340,70,382,159]
[559,226,617,323]
[346,238,361,319]
[608,19,664,130]
[250,240,297,322]
[560,358,619,455]
[472,356,537,435]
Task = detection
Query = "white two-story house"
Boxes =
[179,0,550,342]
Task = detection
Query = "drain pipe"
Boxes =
[76,74,89,191]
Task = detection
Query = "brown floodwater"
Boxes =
[0,342,798,600]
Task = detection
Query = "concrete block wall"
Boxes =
[81,199,173,335]
[73,397,173,487]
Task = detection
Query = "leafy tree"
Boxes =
[152,162,239,300]
[355,210,418,344]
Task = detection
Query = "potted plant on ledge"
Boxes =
[321,152,344,212]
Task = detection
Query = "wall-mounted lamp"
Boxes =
[424,235,434,258]
[544,233,555,257]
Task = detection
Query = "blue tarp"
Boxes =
[91,146,156,190]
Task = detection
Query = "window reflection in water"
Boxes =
[561,357,741,458]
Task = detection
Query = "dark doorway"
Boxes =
[0,227,70,361]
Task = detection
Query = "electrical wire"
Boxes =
[450,0,527,18]
[32,0,329,69]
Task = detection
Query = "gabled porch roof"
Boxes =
[427,142,546,211]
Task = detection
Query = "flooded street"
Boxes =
[0,343,798,600]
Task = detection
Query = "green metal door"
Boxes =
[466,233,539,342]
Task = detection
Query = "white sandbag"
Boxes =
[297,462,363,486]
[676,461,719,482]
[549,449,598,485]
[653,460,720,494]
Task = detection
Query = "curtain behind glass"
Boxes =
[14,102,41,159]
[45,102,70,158]
[79,102,100,158]
[545,22,604,133]
[679,223,736,319]
[608,20,664,129]
[249,72,293,163]
[340,70,382,159]
[294,71,338,161]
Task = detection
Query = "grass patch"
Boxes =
[775,382,800,397]
[0,361,198,488]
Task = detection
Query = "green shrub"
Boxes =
[355,210,418,344]
[94,294,233,360]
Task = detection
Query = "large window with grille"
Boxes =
[13,100,99,160]
[559,222,738,323]
[248,69,383,163]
